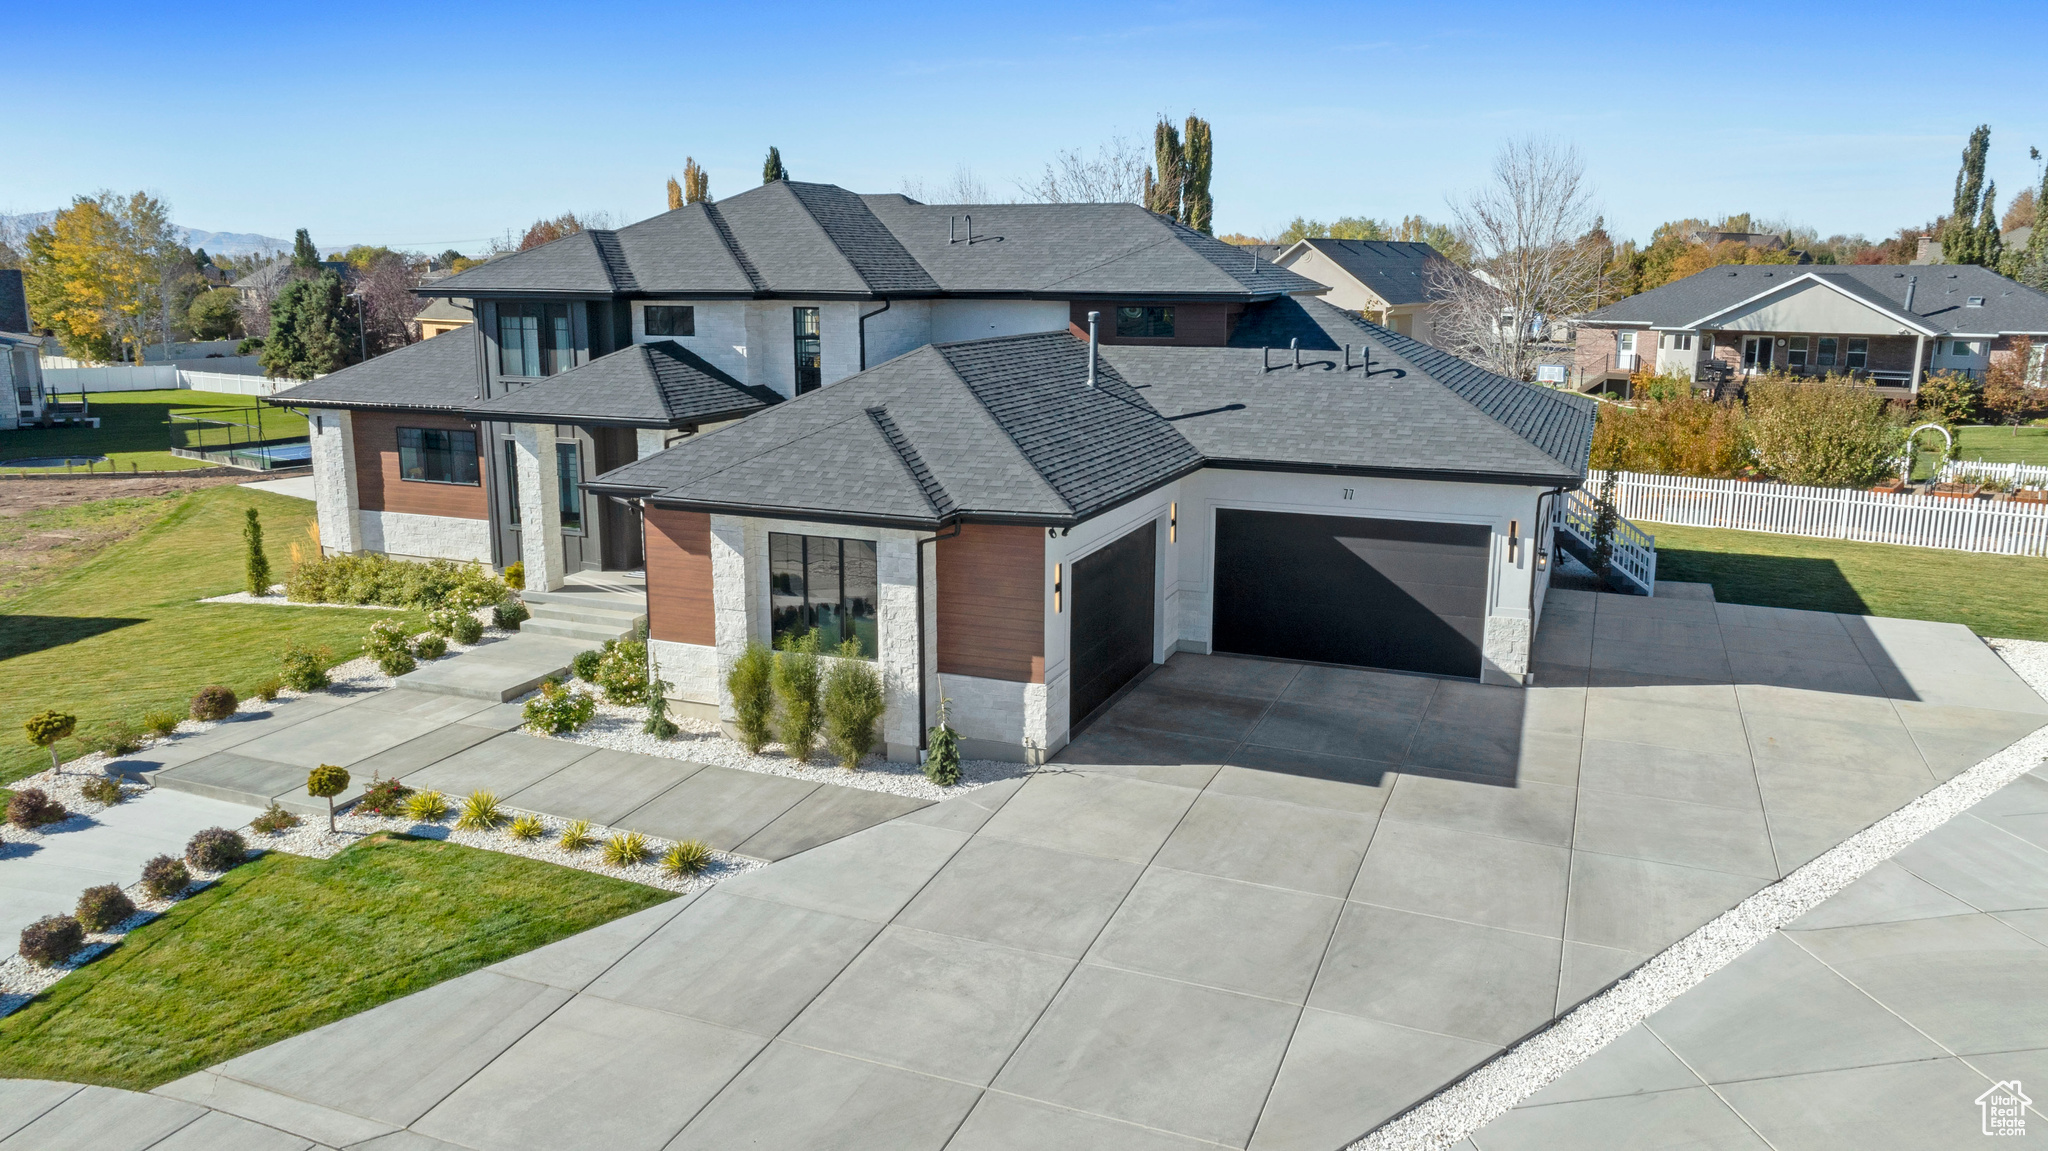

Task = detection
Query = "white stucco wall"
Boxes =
[630,300,750,385]
[929,300,1071,344]
[309,410,361,554]
[357,510,491,563]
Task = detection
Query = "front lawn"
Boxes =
[1955,424,2048,467]
[0,389,306,473]
[1652,522,2048,640]
[0,835,673,1089]
[0,483,423,787]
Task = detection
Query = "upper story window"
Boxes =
[793,307,821,395]
[398,427,479,485]
[498,301,574,377]
[1116,306,1174,339]
[769,532,877,657]
[645,305,694,337]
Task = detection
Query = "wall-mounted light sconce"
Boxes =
[1508,519,1520,564]
[1169,502,1177,543]
[1053,562,1063,613]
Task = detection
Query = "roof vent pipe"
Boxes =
[1291,338,1299,369]
[1904,275,1917,314]
[1086,311,1098,389]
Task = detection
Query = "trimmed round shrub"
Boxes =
[493,599,528,630]
[522,681,596,735]
[7,788,68,829]
[140,854,190,900]
[377,648,417,677]
[19,914,84,966]
[448,612,484,645]
[76,883,135,931]
[570,648,604,682]
[503,560,525,590]
[190,686,238,722]
[279,644,331,693]
[185,826,248,871]
[413,634,448,661]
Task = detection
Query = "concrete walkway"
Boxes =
[1468,758,2048,1150]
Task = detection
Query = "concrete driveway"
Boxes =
[26,584,2047,1151]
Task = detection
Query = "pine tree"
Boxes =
[260,272,357,380]
[291,228,320,269]
[1941,125,1992,266]
[1181,115,1214,234]
[666,176,683,211]
[1149,118,1184,217]
[683,157,710,204]
[762,146,788,184]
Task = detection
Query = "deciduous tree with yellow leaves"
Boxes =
[22,192,186,363]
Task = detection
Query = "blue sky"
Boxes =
[6,0,2044,253]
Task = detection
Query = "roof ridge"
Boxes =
[587,229,639,293]
[866,406,956,518]
[699,202,765,292]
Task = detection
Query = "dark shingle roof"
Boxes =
[428,182,1323,301]
[593,299,1594,527]
[267,327,479,411]
[464,341,776,427]
[1285,239,1446,307]
[1583,264,2048,335]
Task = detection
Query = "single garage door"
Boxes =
[1212,509,1488,679]
[1070,522,1158,725]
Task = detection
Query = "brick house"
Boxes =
[1574,264,2048,395]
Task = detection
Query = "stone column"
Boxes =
[310,410,361,554]
[634,427,671,461]
[708,514,753,725]
[1482,615,1532,686]
[511,423,564,591]
[875,532,921,762]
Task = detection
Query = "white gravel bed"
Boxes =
[0,861,234,1017]
[527,683,1026,802]
[253,805,757,895]
[200,585,391,609]
[1353,636,2048,1151]
[0,767,152,846]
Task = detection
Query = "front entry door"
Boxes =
[593,427,643,571]
[1742,336,1774,373]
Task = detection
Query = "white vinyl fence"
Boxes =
[40,365,300,395]
[1593,470,2048,557]
[1936,458,2048,489]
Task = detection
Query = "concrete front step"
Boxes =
[521,586,647,613]
[522,617,637,643]
[396,634,592,701]
[527,602,646,628]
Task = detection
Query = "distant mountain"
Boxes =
[0,212,290,258]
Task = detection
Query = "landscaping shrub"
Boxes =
[307,764,351,832]
[142,709,182,738]
[244,507,271,595]
[600,831,651,867]
[727,642,775,755]
[189,686,238,722]
[493,599,529,630]
[1592,393,1751,479]
[140,855,190,900]
[87,719,144,757]
[403,790,448,822]
[365,619,417,676]
[571,648,604,682]
[595,638,649,705]
[557,819,595,851]
[522,679,596,734]
[286,553,508,611]
[19,915,84,966]
[253,676,284,703]
[23,710,77,773]
[504,560,525,590]
[185,827,248,871]
[251,803,300,833]
[456,790,505,831]
[1917,371,1980,426]
[643,676,678,739]
[76,884,135,931]
[661,839,712,877]
[924,695,962,787]
[427,607,483,644]
[280,643,332,692]
[356,774,413,815]
[508,813,545,840]
[80,776,125,805]
[413,634,448,661]
[822,640,886,770]
[1747,378,1908,487]
[771,630,823,761]
[7,788,69,829]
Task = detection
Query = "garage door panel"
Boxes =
[1213,509,1487,679]
[1070,523,1158,725]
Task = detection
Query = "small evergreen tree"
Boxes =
[924,696,961,787]
[291,228,320,269]
[727,642,775,754]
[770,629,822,761]
[822,640,886,770]
[244,507,271,595]
[643,676,679,739]
[24,710,77,774]
[762,146,788,184]
[261,271,358,380]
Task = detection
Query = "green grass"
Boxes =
[0,493,181,600]
[1652,522,2048,640]
[1955,424,2048,466]
[0,484,424,787]
[0,390,306,472]
[0,835,673,1089]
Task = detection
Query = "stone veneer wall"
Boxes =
[309,410,361,554]
[357,510,492,564]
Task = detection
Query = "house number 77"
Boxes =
[1341,488,1354,499]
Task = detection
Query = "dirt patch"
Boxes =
[0,475,247,518]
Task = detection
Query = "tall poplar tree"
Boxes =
[1941,125,1995,266]
[1181,115,1214,234]
[683,157,710,203]
[762,146,788,184]
[1148,119,1184,218]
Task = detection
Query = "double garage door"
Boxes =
[1212,509,1489,680]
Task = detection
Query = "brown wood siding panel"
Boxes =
[937,524,1045,683]
[645,508,715,646]
[1069,300,1234,347]
[352,410,487,519]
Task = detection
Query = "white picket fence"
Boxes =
[1593,470,2048,557]
[1935,458,2048,489]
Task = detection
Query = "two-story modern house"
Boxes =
[1575,263,2048,394]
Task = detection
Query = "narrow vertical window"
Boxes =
[503,439,522,525]
[793,307,822,394]
[556,441,582,532]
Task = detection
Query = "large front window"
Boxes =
[1818,337,1838,367]
[769,532,877,657]
[792,307,821,394]
[1116,306,1175,338]
[1845,338,1868,370]
[397,427,478,485]
[556,441,582,533]
[498,302,574,377]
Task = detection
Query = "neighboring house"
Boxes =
[590,296,1591,760]
[1574,264,2048,393]
[0,270,47,430]
[270,180,1595,761]
[1265,239,1449,342]
[232,258,353,304]
[414,296,473,338]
